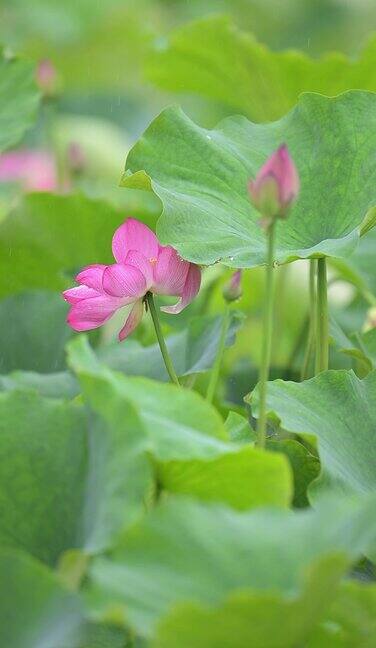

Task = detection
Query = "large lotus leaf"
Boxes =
[250,370,376,499]
[123,91,376,268]
[69,336,292,510]
[0,290,72,373]
[68,336,229,461]
[0,547,83,648]
[0,387,152,565]
[0,50,40,153]
[154,577,376,648]
[146,15,376,122]
[0,192,131,297]
[90,495,376,636]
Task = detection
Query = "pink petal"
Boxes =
[102,263,147,300]
[67,295,120,331]
[125,250,154,289]
[63,285,99,305]
[112,218,159,264]
[118,299,144,341]
[153,245,190,295]
[76,264,107,291]
[161,264,201,315]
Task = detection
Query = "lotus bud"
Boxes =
[223,270,242,302]
[248,144,299,227]
[67,142,86,174]
[36,59,58,97]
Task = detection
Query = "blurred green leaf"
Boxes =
[0,387,152,564]
[0,50,40,153]
[90,495,376,636]
[68,336,230,461]
[0,290,72,372]
[147,15,376,122]
[308,580,376,647]
[0,547,83,648]
[156,445,293,510]
[0,192,159,298]
[123,91,376,268]
[0,369,78,398]
[154,575,376,648]
[250,370,376,500]
[99,311,245,381]
[152,558,345,648]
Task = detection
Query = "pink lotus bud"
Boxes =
[248,144,299,224]
[363,306,376,332]
[36,59,58,96]
[223,270,242,302]
[67,142,86,174]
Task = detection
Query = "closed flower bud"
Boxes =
[248,144,299,226]
[223,270,242,302]
[36,59,58,97]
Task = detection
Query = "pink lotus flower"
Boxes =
[0,150,57,192]
[248,144,299,222]
[63,218,201,340]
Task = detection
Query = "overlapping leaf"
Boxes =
[90,495,376,637]
[0,548,83,648]
[98,311,245,381]
[250,370,376,499]
[123,91,376,268]
[68,336,293,508]
[0,387,152,564]
[147,15,376,122]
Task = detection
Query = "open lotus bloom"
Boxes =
[248,144,299,223]
[0,150,57,192]
[63,218,201,341]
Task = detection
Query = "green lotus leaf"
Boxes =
[69,336,292,510]
[123,91,376,268]
[250,370,376,499]
[0,547,83,648]
[90,495,376,636]
[0,388,152,564]
[0,191,158,298]
[146,15,376,122]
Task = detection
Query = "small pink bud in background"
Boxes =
[363,306,376,332]
[0,150,57,192]
[248,144,299,226]
[36,59,58,97]
[223,270,242,302]
[67,142,86,174]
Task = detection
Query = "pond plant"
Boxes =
[0,6,376,647]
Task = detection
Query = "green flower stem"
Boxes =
[256,221,276,448]
[315,257,329,373]
[206,306,230,403]
[301,260,317,381]
[146,292,180,387]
